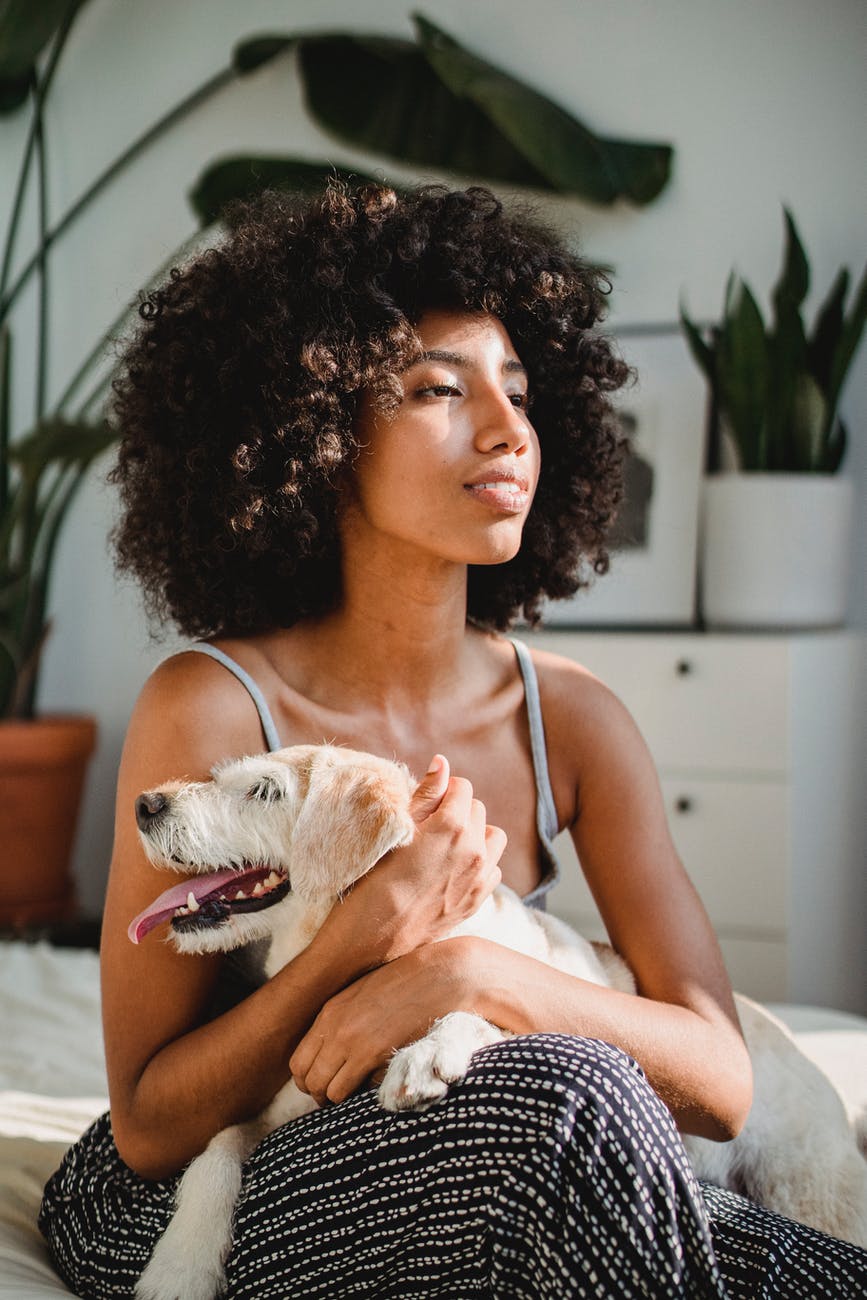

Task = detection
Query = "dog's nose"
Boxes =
[135,791,169,831]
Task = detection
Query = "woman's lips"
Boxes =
[463,481,530,513]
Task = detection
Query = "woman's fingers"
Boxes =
[484,822,508,863]
[409,754,450,822]
[290,1019,384,1107]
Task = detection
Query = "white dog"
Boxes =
[129,745,867,1300]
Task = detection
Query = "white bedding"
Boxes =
[1,940,865,1299]
[0,943,106,1298]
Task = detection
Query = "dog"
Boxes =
[129,745,867,1300]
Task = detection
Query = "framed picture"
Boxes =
[540,331,708,628]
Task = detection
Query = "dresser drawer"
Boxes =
[548,777,788,936]
[524,631,789,774]
[660,778,788,931]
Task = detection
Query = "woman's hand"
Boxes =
[314,755,507,969]
[289,936,485,1106]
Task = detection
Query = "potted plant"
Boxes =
[681,210,866,628]
[0,1,110,926]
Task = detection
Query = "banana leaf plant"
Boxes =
[192,14,673,222]
[681,210,867,472]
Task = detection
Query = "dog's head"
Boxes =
[128,744,415,953]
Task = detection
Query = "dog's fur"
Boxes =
[131,745,867,1300]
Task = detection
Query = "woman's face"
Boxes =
[346,311,540,568]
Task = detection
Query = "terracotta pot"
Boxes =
[0,715,96,927]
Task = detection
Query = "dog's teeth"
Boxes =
[186,892,199,912]
[252,882,265,896]
[234,889,247,900]
[177,906,189,916]
[266,871,281,887]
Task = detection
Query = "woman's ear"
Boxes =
[288,756,414,902]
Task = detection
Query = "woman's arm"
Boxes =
[290,654,752,1140]
[101,654,504,1180]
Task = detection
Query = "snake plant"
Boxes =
[681,210,866,473]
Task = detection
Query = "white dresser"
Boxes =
[522,629,867,1015]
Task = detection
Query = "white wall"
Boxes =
[2,0,865,913]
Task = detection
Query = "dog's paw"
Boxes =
[378,1012,504,1112]
[135,1246,226,1300]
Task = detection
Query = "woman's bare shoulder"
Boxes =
[521,640,653,803]
[128,646,268,776]
[523,640,628,726]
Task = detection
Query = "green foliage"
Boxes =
[224,15,673,210]
[0,0,87,112]
[0,391,116,717]
[412,15,670,204]
[681,210,866,472]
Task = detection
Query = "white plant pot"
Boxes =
[700,474,854,629]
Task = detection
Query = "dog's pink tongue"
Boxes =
[128,867,244,944]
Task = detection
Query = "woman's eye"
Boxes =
[418,384,460,398]
[509,392,530,410]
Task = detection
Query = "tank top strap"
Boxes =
[187,643,282,752]
[507,637,560,847]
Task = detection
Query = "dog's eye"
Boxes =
[247,777,282,803]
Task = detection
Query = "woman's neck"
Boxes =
[300,536,479,713]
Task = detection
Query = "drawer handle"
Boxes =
[675,659,693,676]
[674,795,694,814]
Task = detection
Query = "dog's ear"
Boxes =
[288,755,414,902]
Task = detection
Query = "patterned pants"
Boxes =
[40,1035,867,1299]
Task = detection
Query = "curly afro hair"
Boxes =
[110,182,630,637]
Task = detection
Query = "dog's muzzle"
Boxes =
[128,864,291,944]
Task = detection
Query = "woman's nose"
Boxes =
[473,389,532,454]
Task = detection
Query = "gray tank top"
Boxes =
[188,637,561,910]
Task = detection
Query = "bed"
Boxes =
[2,939,866,1299]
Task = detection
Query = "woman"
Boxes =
[41,184,866,1298]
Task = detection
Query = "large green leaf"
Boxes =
[414,15,672,204]
[789,371,827,471]
[827,261,867,427]
[296,32,550,190]
[766,319,806,469]
[0,0,85,112]
[189,156,394,227]
[233,34,295,77]
[771,208,809,318]
[10,417,116,480]
[231,21,673,205]
[808,267,848,394]
[716,277,768,469]
[679,304,714,385]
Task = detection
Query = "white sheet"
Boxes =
[1,941,865,1299]
[0,943,107,1298]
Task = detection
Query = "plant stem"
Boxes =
[54,226,212,415]
[0,64,236,326]
[34,83,49,424]
[0,1,82,305]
